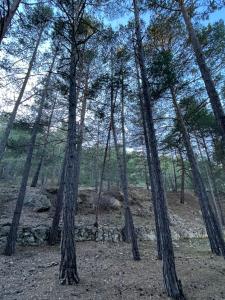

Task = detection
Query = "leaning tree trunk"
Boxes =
[31,97,56,187]
[133,1,184,298]
[170,86,225,257]
[4,71,52,255]
[135,55,162,259]
[4,52,56,255]
[201,133,225,226]
[178,0,225,146]
[0,0,21,44]
[48,153,66,245]
[0,26,44,162]
[195,136,221,224]
[59,39,79,284]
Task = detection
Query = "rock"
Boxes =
[0,223,10,237]
[77,196,83,204]
[107,197,122,210]
[98,196,122,211]
[24,189,51,212]
[45,187,58,194]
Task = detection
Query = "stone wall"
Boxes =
[0,222,209,249]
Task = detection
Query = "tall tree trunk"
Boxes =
[170,86,225,257]
[172,153,178,192]
[31,98,56,187]
[120,68,140,260]
[94,121,100,192]
[0,0,21,43]
[0,26,44,162]
[48,153,66,245]
[143,151,150,191]
[195,135,223,228]
[134,54,162,259]
[59,39,79,284]
[178,148,185,204]
[111,78,140,260]
[74,68,89,211]
[4,52,56,256]
[201,133,225,225]
[210,130,225,171]
[133,1,184,298]
[178,0,225,145]
[94,122,112,227]
[107,140,111,191]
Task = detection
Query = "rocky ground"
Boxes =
[0,239,225,300]
[0,184,218,248]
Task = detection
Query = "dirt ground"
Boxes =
[0,239,225,300]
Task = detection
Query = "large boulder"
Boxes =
[98,195,122,211]
[24,189,51,212]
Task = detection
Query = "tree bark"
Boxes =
[74,67,89,212]
[48,153,66,245]
[111,69,140,260]
[94,120,100,192]
[94,121,111,227]
[0,0,21,43]
[178,148,185,204]
[133,1,184,298]
[196,135,224,227]
[170,86,225,257]
[4,51,56,256]
[134,53,162,259]
[178,0,225,146]
[0,26,44,162]
[59,38,79,284]
[172,154,178,192]
[201,134,225,225]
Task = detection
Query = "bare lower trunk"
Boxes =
[111,70,140,260]
[179,0,225,145]
[178,149,185,204]
[30,155,44,187]
[144,156,150,191]
[201,134,225,226]
[94,124,111,227]
[133,1,184,297]
[172,155,178,192]
[171,86,225,257]
[196,136,222,227]
[94,121,100,192]
[48,154,66,245]
[0,27,44,162]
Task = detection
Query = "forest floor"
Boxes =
[1,185,225,299]
[0,239,225,300]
